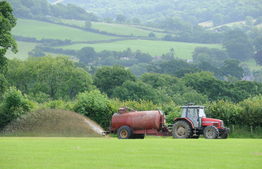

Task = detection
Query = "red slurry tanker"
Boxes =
[104,104,230,139]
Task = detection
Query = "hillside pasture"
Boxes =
[60,19,167,38]
[61,40,223,59]
[11,19,118,42]
[0,137,261,169]
[5,41,38,60]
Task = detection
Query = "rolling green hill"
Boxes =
[11,19,117,42]
[60,40,222,59]
[60,19,167,38]
[5,41,38,60]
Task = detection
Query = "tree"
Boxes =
[254,36,262,52]
[5,56,93,100]
[28,48,45,57]
[104,16,113,23]
[212,13,224,26]
[148,32,156,38]
[93,64,137,98]
[223,30,253,61]
[85,20,92,29]
[0,1,18,95]
[132,18,141,25]
[254,51,262,66]
[73,90,116,129]
[116,14,126,23]
[112,80,172,104]
[245,16,253,26]
[220,59,244,80]
[136,53,152,63]
[77,47,97,65]
[129,63,149,77]
[254,16,262,25]
[0,86,35,129]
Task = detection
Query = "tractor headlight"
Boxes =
[221,121,224,128]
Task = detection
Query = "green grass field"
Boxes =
[61,40,222,59]
[5,41,38,60]
[11,19,117,42]
[0,137,261,169]
[60,19,166,38]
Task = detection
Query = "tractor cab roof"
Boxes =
[180,103,205,109]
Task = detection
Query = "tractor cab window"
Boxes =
[187,108,197,119]
[181,108,187,117]
[199,109,206,118]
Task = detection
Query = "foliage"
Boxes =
[222,30,254,61]
[129,63,149,77]
[209,95,262,127]
[253,36,262,52]
[73,90,117,129]
[192,47,229,67]
[220,59,244,80]
[115,99,159,111]
[112,80,172,104]
[254,51,262,66]
[28,48,45,57]
[93,64,137,98]
[5,56,93,100]
[8,0,98,21]
[162,102,181,124]
[147,59,198,77]
[0,87,35,129]
[116,14,126,23]
[77,47,97,65]
[0,1,18,95]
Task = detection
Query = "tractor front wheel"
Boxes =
[203,126,219,139]
[117,126,133,139]
[172,121,192,139]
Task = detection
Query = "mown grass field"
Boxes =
[11,19,117,42]
[61,19,167,38]
[0,137,261,169]
[61,40,222,59]
[5,41,38,60]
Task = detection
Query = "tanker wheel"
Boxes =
[172,121,192,139]
[117,126,133,139]
[220,133,228,139]
[203,126,219,139]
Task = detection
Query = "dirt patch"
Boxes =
[1,109,105,137]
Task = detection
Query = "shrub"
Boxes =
[73,90,117,129]
[0,87,35,129]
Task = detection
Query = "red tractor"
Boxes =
[104,104,230,139]
[172,103,230,139]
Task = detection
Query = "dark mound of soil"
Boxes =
[1,109,105,137]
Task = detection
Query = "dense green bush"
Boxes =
[209,95,262,127]
[115,99,159,111]
[73,90,117,129]
[0,87,35,129]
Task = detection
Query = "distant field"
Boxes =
[5,41,38,60]
[61,40,223,59]
[11,19,118,42]
[0,137,261,169]
[245,59,262,71]
[61,19,166,38]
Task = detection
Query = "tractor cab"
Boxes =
[180,103,206,129]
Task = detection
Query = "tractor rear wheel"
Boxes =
[172,121,192,139]
[203,126,219,139]
[117,126,133,139]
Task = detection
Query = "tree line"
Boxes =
[7,0,98,21]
